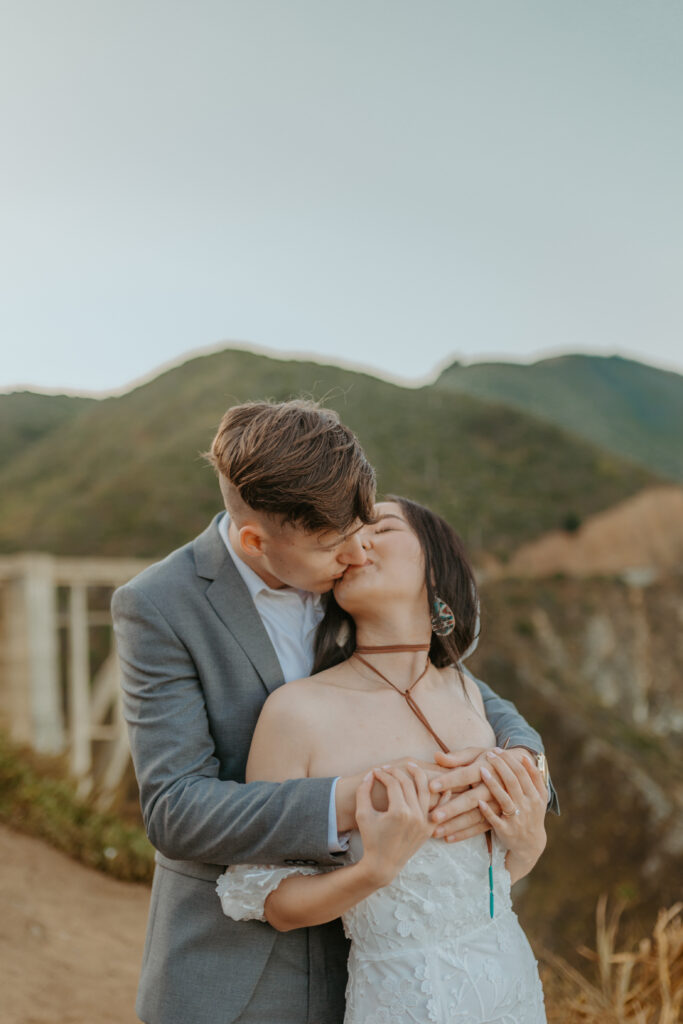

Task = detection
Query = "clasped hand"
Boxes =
[358,747,547,883]
[356,763,434,888]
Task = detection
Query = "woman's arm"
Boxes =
[264,765,433,931]
[246,681,313,782]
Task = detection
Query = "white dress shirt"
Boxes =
[218,512,347,852]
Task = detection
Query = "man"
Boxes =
[112,398,557,1024]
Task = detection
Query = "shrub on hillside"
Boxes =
[0,731,154,883]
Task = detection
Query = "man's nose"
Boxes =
[338,532,368,566]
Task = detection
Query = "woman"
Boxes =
[216,497,548,1023]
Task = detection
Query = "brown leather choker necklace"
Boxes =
[353,642,449,754]
[353,641,497,919]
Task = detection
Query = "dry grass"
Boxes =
[542,896,683,1023]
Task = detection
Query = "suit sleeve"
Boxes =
[112,583,339,866]
[464,666,560,814]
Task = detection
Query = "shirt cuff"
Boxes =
[328,777,350,853]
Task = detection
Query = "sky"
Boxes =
[2,0,682,395]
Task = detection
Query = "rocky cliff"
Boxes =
[469,571,683,961]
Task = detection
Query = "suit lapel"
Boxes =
[194,514,285,694]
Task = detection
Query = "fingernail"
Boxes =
[433,810,445,822]
[478,799,486,809]
[381,764,391,770]
[407,761,418,768]
[363,771,373,781]
[434,826,445,837]
[431,781,443,792]
[481,767,492,780]
[486,751,497,760]
[494,746,503,754]
[446,835,456,843]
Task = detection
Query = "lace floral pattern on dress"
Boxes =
[216,835,546,1024]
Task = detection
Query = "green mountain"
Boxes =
[0,348,657,560]
[436,354,683,481]
[0,391,95,470]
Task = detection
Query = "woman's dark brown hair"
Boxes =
[313,495,480,675]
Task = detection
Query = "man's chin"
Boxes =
[302,578,339,595]
[320,571,353,593]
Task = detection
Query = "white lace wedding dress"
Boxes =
[216,831,547,1023]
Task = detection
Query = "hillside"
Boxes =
[0,348,657,560]
[436,354,683,481]
[469,570,683,959]
[497,485,683,578]
[0,390,94,470]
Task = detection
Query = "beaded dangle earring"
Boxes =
[430,597,455,637]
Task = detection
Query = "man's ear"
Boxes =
[238,524,266,558]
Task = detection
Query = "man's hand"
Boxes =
[427,747,493,841]
[336,757,443,832]
[428,746,535,842]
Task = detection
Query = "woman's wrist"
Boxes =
[515,827,547,864]
[356,852,396,890]
[505,829,546,882]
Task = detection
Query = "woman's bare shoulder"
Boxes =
[458,667,487,715]
[259,664,345,726]
[247,666,347,781]
[437,663,487,714]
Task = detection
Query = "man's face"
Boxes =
[235,517,370,593]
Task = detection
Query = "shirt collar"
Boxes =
[217,511,322,608]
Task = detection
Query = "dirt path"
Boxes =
[0,824,150,1024]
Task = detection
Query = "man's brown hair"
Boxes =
[205,399,376,533]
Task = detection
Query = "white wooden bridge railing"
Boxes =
[0,553,150,806]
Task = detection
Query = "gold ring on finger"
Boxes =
[502,807,520,817]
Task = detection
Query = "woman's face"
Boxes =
[333,501,427,615]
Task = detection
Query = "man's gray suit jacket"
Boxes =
[111,513,557,1024]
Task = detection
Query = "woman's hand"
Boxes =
[370,757,443,813]
[356,763,433,888]
[477,749,548,883]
